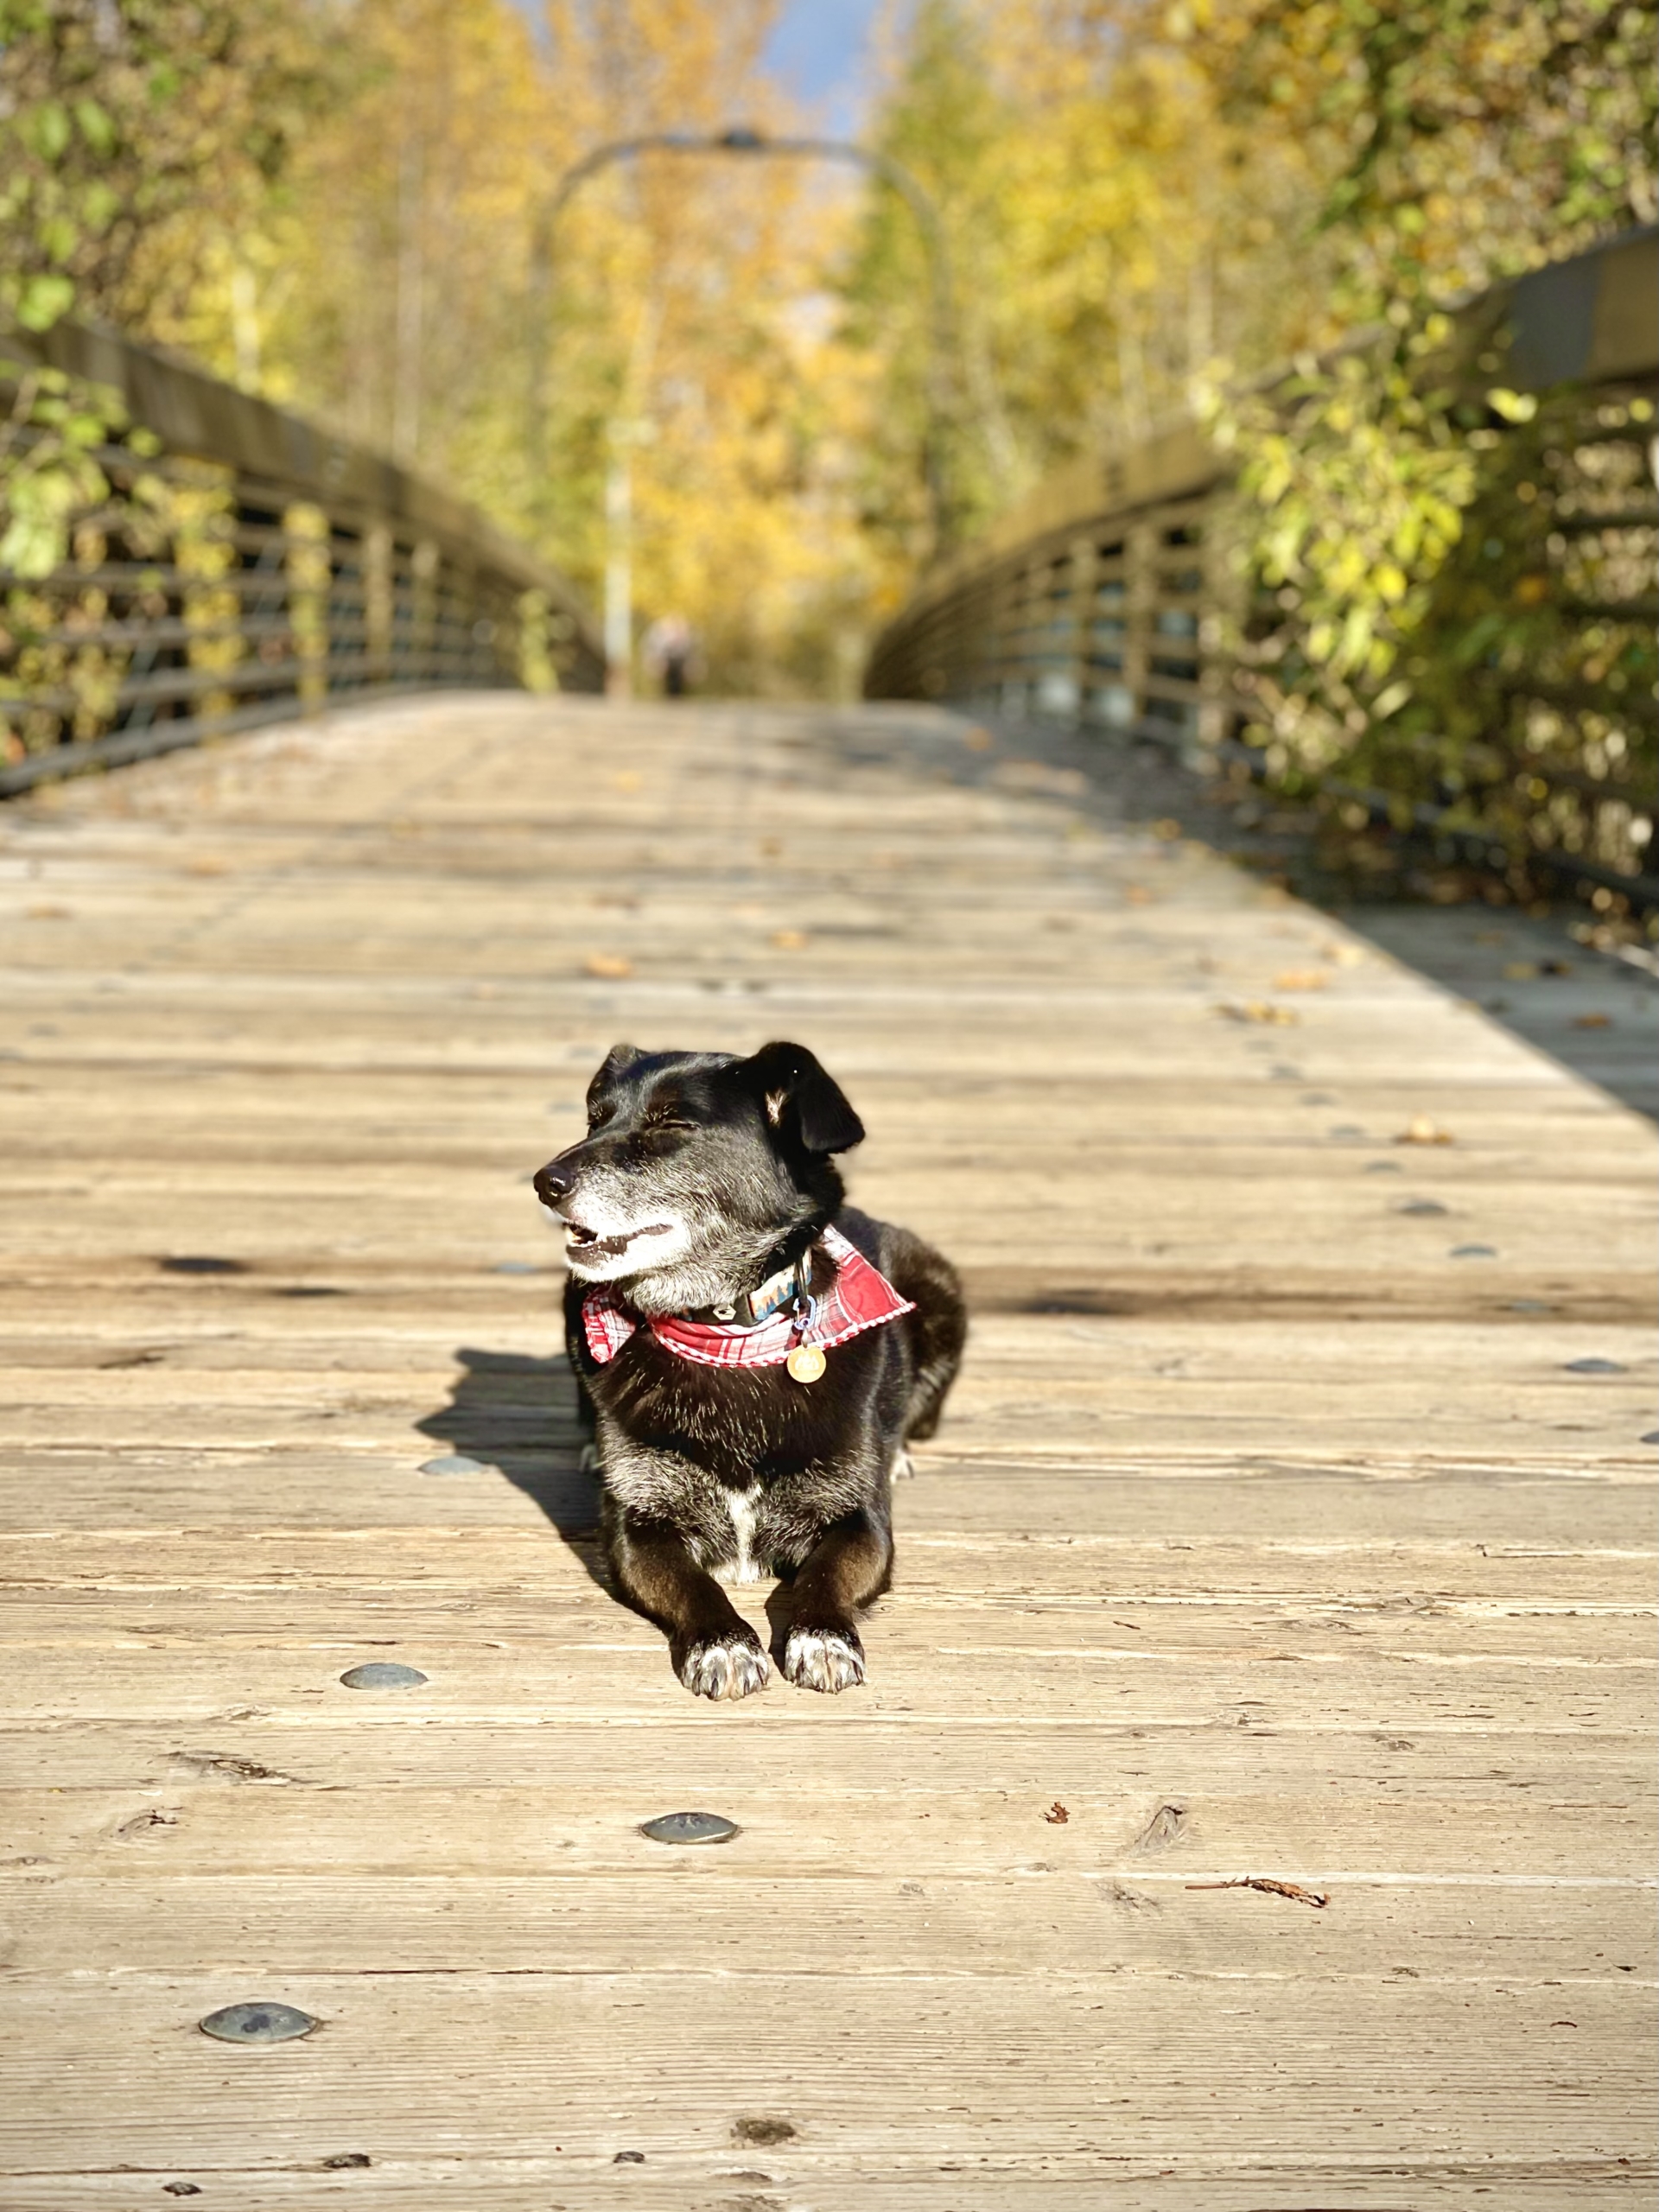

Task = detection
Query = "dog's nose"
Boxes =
[533,1159,574,1205]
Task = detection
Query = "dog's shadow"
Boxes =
[415,1347,608,1589]
[415,1346,823,1654]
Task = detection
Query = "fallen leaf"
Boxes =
[1395,1116,1453,1146]
[1124,884,1158,905]
[1272,969,1331,991]
[993,760,1086,796]
[963,727,993,752]
[1152,817,1182,841]
[1503,961,1541,981]
[771,928,808,951]
[184,857,228,876]
[1043,1802,1070,1825]
[1213,1001,1300,1026]
[1322,943,1366,966]
[1573,1013,1611,1029]
[582,953,633,980]
[25,904,73,919]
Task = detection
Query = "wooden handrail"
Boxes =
[2,320,604,796]
[865,229,1659,910]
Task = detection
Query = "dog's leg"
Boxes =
[608,1509,771,1701]
[781,1506,893,1694]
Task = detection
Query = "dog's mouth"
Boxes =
[563,1219,673,1261]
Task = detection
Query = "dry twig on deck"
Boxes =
[1185,1877,1330,1908]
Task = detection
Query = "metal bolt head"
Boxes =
[340,1662,428,1690]
[1449,1244,1497,1259]
[1565,1357,1627,1374]
[418,1454,484,1475]
[639,1809,739,1846]
[1397,1199,1448,1216]
[199,2000,316,2044]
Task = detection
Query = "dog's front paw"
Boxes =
[677,1630,770,1701]
[784,1623,866,1694]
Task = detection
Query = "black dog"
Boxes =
[533,1041,965,1700]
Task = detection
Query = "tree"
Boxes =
[1192,0,1658,857]
[1,1,331,586]
[0,0,330,336]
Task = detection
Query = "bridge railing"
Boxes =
[867,231,1658,911]
[1,322,603,798]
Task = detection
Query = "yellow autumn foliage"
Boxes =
[150,0,887,696]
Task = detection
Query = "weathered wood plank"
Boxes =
[2,1643,1646,1731]
[5,1783,1652,1883]
[0,2168,1652,2212]
[5,1872,1653,1977]
[0,1975,1649,2171]
[4,1716,1648,1800]
[0,695,1653,2199]
[3,1524,1655,1605]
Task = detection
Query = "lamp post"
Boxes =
[531,127,957,691]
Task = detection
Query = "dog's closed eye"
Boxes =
[644,1108,696,1133]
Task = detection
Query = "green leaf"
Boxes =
[29,99,72,163]
[73,99,117,156]
[1485,387,1539,423]
[16,272,75,332]
[78,181,122,234]
[40,213,79,265]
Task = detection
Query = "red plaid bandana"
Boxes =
[582,1224,915,1370]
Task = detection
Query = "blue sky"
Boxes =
[512,3,887,134]
[762,0,885,132]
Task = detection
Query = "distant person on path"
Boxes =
[643,613,701,698]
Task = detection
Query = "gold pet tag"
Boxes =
[785,1344,827,1385]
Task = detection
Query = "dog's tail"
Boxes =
[886,1226,967,1445]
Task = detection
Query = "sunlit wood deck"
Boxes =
[1,695,1654,2209]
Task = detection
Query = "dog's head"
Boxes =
[533,1041,864,1311]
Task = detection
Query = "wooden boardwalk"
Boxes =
[1,695,1654,2210]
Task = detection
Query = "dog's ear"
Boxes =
[741,1040,865,1155]
[588,1042,643,1101]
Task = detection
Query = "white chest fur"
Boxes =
[714,1484,765,1586]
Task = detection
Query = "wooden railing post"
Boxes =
[411,538,439,679]
[1198,499,1243,763]
[1122,517,1154,734]
[365,522,393,683]
[1067,533,1095,730]
[284,502,330,715]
